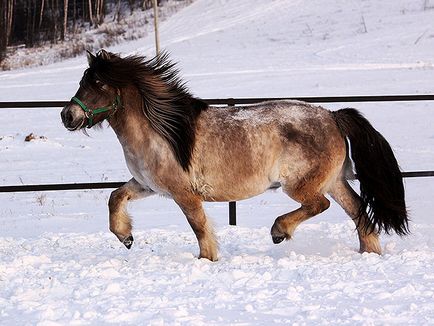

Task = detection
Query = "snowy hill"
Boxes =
[0,0,434,324]
[1,0,434,101]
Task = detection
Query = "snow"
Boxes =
[1,0,434,324]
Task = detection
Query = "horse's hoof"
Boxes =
[272,235,285,244]
[122,235,134,249]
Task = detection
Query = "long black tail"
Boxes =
[332,108,409,235]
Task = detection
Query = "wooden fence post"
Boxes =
[152,0,160,56]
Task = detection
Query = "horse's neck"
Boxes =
[110,88,151,151]
[109,87,170,163]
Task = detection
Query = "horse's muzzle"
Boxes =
[61,106,85,131]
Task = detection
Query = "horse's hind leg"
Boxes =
[328,179,381,254]
[270,190,330,244]
[108,178,153,249]
[174,194,218,261]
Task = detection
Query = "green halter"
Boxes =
[71,95,121,128]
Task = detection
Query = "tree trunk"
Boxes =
[25,0,32,47]
[50,0,58,43]
[72,0,76,33]
[99,0,104,25]
[95,0,102,25]
[62,0,68,40]
[39,0,44,27]
[0,1,7,61]
[114,0,121,22]
[7,0,15,44]
[143,0,152,10]
[127,0,134,14]
[31,0,37,45]
[88,0,93,26]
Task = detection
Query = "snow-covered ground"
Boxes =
[1,0,434,324]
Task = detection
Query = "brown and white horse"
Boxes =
[61,50,408,261]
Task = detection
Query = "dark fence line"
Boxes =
[0,182,126,193]
[1,94,433,225]
[1,171,434,194]
[2,94,434,108]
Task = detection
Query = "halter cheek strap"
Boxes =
[71,94,121,128]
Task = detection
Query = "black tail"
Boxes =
[332,108,409,235]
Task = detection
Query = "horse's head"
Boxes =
[61,50,122,130]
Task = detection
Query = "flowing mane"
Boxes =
[84,50,208,170]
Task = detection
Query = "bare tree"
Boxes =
[113,0,121,22]
[143,0,152,10]
[7,0,15,44]
[62,0,69,40]
[95,0,105,25]
[0,0,15,60]
[0,1,7,60]
[24,0,38,47]
[88,0,94,25]
[39,0,45,27]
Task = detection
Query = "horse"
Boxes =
[61,50,408,261]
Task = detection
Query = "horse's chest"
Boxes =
[123,149,170,197]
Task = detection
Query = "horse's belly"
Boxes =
[191,155,281,201]
[206,184,272,202]
[192,173,275,202]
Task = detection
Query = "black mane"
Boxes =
[84,50,208,171]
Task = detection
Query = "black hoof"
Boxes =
[122,235,134,249]
[272,235,285,244]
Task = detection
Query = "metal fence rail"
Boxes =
[2,94,434,108]
[1,94,434,225]
[1,171,434,193]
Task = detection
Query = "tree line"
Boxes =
[0,0,163,61]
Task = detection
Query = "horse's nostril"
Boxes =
[61,109,75,127]
[66,112,74,124]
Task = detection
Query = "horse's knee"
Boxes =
[109,188,122,210]
[108,190,118,212]
[108,188,132,235]
[304,196,330,216]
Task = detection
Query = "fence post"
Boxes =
[229,201,236,226]
[227,98,237,226]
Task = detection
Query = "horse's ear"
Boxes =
[86,50,96,65]
[98,49,111,61]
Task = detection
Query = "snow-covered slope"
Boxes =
[1,0,434,101]
[1,0,434,324]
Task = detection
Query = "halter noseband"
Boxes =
[71,94,122,128]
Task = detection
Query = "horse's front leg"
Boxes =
[108,178,153,249]
[174,194,218,261]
